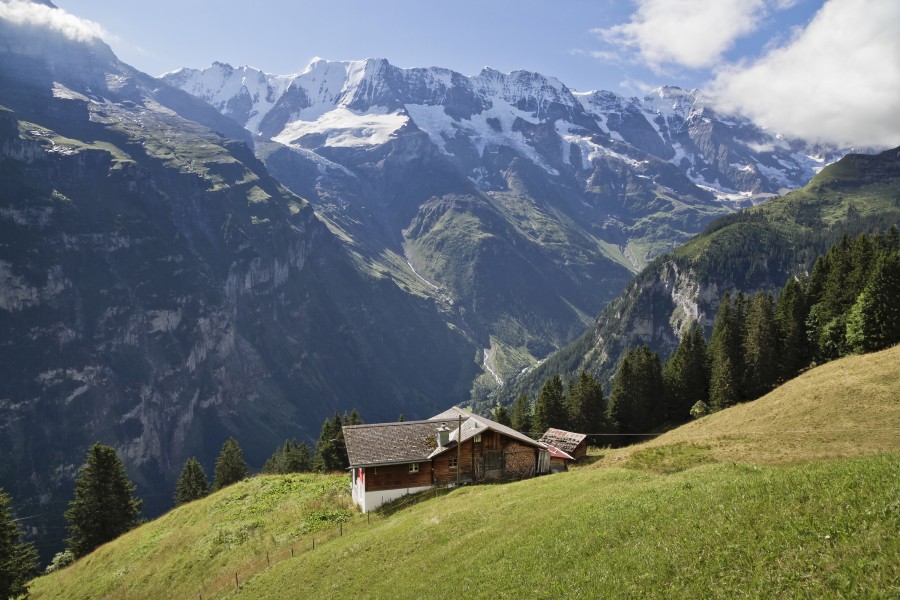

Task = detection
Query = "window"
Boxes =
[449,457,458,469]
[409,463,419,473]
[474,434,482,443]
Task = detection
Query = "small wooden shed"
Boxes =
[539,428,588,461]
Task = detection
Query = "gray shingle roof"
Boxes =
[343,420,441,467]
[539,428,587,453]
[428,407,545,458]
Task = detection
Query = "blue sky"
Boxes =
[15,0,900,146]
[52,0,821,93]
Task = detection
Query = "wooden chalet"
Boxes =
[539,428,588,462]
[343,406,550,513]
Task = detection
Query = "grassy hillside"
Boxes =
[30,474,353,600]
[31,349,900,599]
[597,345,900,469]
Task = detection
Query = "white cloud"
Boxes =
[709,0,900,148]
[595,0,768,71]
[0,0,108,43]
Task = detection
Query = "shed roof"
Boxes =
[539,428,588,453]
[545,444,575,461]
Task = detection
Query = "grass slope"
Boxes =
[32,350,900,599]
[598,345,900,469]
[30,474,353,600]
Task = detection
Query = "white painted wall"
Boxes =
[350,472,433,514]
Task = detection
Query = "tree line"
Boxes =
[492,369,609,441]
[514,228,899,438]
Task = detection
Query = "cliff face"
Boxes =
[0,29,476,557]
[498,147,900,406]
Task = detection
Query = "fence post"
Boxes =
[340,521,343,536]
[312,538,315,550]
[235,573,239,588]
[291,547,294,558]
[266,551,270,567]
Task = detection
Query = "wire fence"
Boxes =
[196,484,455,599]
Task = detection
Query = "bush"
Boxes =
[44,549,75,574]
[689,401,710,419]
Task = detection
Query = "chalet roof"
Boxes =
[539,428,588,454]
[343,420,440,468]
[343,407,546,467]
[427,407,545,458]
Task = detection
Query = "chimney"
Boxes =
[436,424,451,447]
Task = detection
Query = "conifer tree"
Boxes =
[709,293,744,409]
[213,438,248,490]
[491,405,512,427]
[607,346,665,433]
[174,457,209,505]
[315,412,351,472]
[284,440,312,473]
[566,370,606,438]
[775,276,810,379]
[263,439,312,474]
[663,325,709,422]
[709,352,739,411]
[533,374,568,434]
[0,489,39,599]
[510,393,533,436]
[65,443,142,557]
[743,292,780,399]
[846,252,900,353]
[809,235,855,359]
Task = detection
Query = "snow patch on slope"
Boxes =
[273,107,407,148]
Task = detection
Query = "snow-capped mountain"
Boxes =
[165,58,841,204]
[167,57,850,396]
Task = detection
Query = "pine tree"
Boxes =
[510,393,533,436]
[0,489,39,599]
[709,352,739,411]
[709,293,744,409]
[65,443,142,557]
[174,457,209,505]
[533,374,568,434]
[346,409,363,425]
[213,438,248,490]
[315,412,351,472]
[265,439,312,474]
[775,276,810,379]
[566,370,606,438]
[283,440,312,473]
[663,325,709,422]
[491,405,512,427]
[846,252,900,353]
[810,236,854,359]
[743,292,780,399]
[607,346,665,433]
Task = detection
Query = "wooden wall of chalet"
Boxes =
[433,439,475,485]
[365,462,433,492]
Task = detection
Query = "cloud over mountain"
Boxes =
[595,0,770,71]
[0,0,107,43]
[709,0,900,148]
